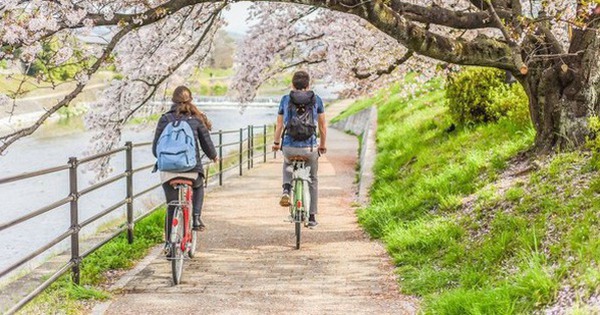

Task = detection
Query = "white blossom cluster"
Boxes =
[231,2,441,101]
[82,3,223,178]
[0,0,597,159]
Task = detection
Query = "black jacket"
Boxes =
[152,105,218,175]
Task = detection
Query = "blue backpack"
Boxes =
[156,114,197,172]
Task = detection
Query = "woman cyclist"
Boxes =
[152,86,218,243]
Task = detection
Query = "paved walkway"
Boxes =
[96,102,417,314]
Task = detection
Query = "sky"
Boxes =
[222,2,253,35]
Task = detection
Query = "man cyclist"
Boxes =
[272,70,327,228]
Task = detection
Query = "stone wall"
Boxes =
[331,106,378,204]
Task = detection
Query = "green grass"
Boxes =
[22,209,165,314]
[185,67,233,97]
[343,78,600,313]
[331,96,377,124]
[0,71,114,96]
[347,78,600,313]
[0,74,56,95]
[197,67,233,78]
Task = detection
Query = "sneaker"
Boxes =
[308,215,318,228]
[163,242,172,257]
[279,192,291,207]
[193,215,206,231]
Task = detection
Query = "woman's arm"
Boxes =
[197,122,218,162]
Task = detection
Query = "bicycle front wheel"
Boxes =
[188,229,198,258]
[171,208,184,285]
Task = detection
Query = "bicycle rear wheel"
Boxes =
[170,208,184,284]
[293,180,303,250]
[295,218,301,250]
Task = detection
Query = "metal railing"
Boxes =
[0,124,275,314]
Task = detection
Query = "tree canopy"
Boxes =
[1,0,599,156]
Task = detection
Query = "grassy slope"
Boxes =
[340,81,600,314]
[0,71,114,96]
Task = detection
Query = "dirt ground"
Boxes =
[93,102,418,315]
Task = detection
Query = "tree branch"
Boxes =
[486,1,527,74]
[352,49,413,79]
[281,58,326,70]
[5,0,521,72]
[119,3,226,123]
[389,0,510,30]
[0,24,135,155]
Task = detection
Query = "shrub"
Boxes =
[211,84,228,96]
[445,67,529,125]
[199,84,228,96]
[586,116,600,166]
[586,116,600,148]
[488,83,531,124]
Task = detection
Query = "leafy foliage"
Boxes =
[586,115,600,165]
[27,39,93,82]
[445,67,529,125]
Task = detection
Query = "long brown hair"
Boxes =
[172,86,212,131]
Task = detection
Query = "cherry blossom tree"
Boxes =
[1,0,599,155]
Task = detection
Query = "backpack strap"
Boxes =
[166,113,186,127]
[281,96,293,149]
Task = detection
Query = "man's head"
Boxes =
[292,71,310,90]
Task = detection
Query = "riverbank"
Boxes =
[346,80,600,313]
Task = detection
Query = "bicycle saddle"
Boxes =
[288,156,309,162]
[169,178,194,187]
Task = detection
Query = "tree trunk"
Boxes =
[520,29,600,152]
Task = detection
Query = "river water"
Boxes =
[0,105,279,276]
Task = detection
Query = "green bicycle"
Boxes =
[288,156,312,249]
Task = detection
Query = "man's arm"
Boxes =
[317,113,327,154]
[272,114,284,151]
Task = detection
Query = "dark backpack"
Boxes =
[284,95,316,141]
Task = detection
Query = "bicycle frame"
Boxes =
[167,182,197,284]
[289,159,311,249]
[291,161,310,213]
[170,184,192,253]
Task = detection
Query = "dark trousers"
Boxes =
[162,175,205,238]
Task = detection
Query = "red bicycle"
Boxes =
[166,178,198,285]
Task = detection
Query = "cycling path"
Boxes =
[95,101,418,314]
